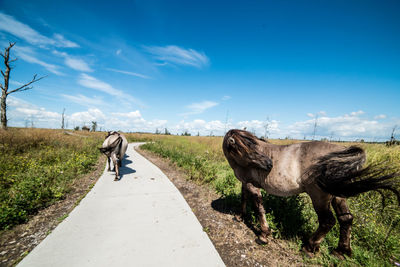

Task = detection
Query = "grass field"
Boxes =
[1,129,399,266]
[139,134,400,266]
[0,128,104,230]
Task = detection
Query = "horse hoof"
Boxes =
[301,246,314,258]
[332,248,351,259]
[233,215,244,222]
[256,235,268,245]
[114,177,119,181]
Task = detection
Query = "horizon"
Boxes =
[1,1,399,141]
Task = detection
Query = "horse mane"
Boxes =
[223,129,273,172]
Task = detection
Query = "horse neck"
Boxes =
[260,142,284,158]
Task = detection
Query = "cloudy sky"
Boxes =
[1,0,399,141]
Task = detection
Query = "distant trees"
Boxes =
[91,121,97,132]
[61,108,66,129]
[312,114,318,140]
[263,116,271,140]
[386,125,399,146]
[0,42,45,129]
[181,130,191,136]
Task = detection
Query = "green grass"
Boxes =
[141,135,400,266]
[0,128,103,230]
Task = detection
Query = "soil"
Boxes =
[0,157,106,267]
[137,147,307,267]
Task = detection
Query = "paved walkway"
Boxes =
[18,143,225,267]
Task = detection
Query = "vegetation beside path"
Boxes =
[140,135,400,266]
[1,128,399,266]
[0,128,103,230]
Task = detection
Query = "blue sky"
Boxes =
[1,0,399,140]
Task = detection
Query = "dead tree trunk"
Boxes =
[0,42,45,129]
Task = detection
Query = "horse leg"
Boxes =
[235,183,249,222]
[107,156,111,171]
[245,182,270,244]
[303,190,336,256]
[111,153,119,181]
[241,183,248,217]
[117,153,122,167]
[331,197,353,258]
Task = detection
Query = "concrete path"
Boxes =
[18,143,225,267]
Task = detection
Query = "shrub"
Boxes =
[0,128,102,230]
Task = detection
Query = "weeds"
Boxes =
[0,128,102,230]
[141,135,400,266]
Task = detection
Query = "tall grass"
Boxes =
[141,135,400,266]
[0,128,103,230]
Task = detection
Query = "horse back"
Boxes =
[261,141,346,196]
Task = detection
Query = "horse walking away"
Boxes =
[99,131,128,180]
[222,129,400,258]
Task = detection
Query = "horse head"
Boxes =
[223,129,273,173]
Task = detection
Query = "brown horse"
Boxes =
[222,129,399,258]
[99,131,128,180]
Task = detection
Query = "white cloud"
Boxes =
[288,111,393,141]
[374,114,386,120]
[237,120,280,135]
[182,100,218,116]
[77,74,144,108]
[14,46,63,75]
[64,57,92,72]
[222,95,231,101]
[78,74,124,97]
[69,108,106,126]
[106,68,150,79]
[5,96,396,141]
[9,80,24,86]
[53,50,92,72]
[307,111,327,118]
[52,33,79,48]
[7,96,61,128]
[172,119,227,135]
[0,12,78,48]
[350,110,364,116]
[145,45,209,68]
[62,94,105,107]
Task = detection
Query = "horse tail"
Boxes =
[99,135,123,155]
[313,146,400,205]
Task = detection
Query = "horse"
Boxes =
[99,131,128,180]
[222,129,400,258]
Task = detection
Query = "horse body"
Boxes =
[100,131,128,180]
[223,129,398,258]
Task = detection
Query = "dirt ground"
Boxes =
[0,157,106,267]
[1,147,307,267]
[137,147,306,267]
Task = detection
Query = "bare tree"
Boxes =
[263,116,271,139]
[91,121,97,132]
[312,114,319,140]
[0,42,45,129]
[61,108,66,129]
[387,125,398,146]
[390,125,397,142]
[224,109,229,134]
